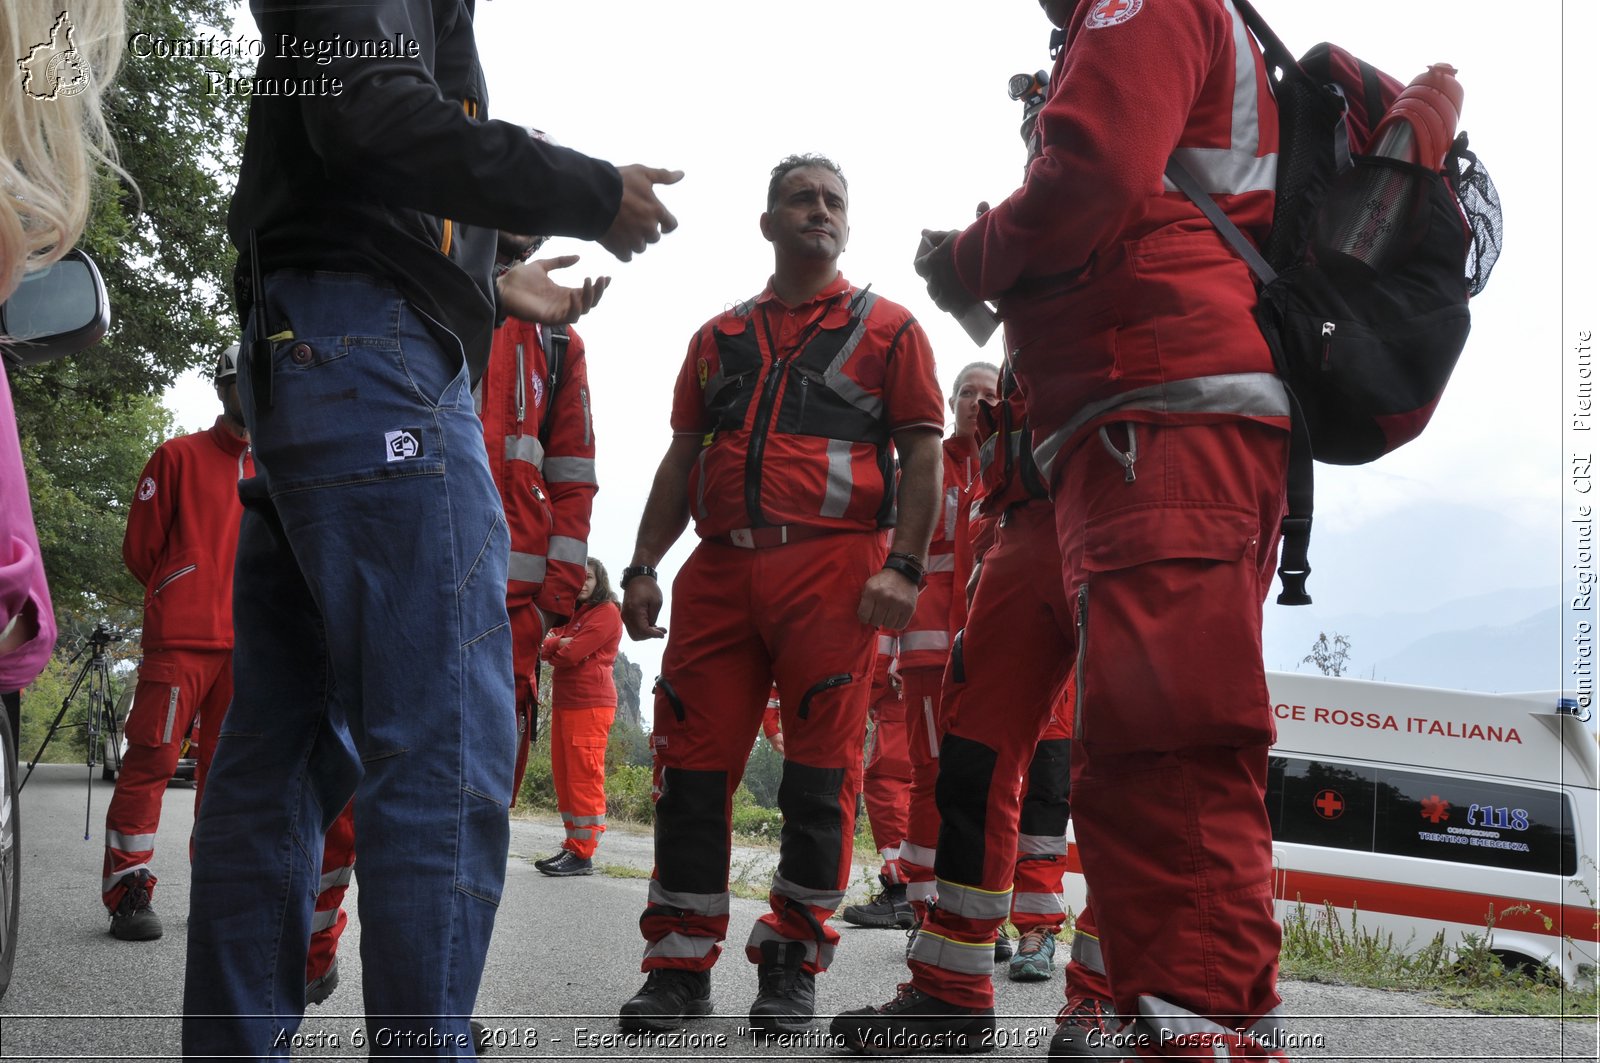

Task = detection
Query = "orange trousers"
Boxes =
[551,704,614,859]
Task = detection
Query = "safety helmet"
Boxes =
[213,342,240,384]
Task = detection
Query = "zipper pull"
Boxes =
[1320,322,1335,371]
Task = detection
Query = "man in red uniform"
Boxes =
[102,345,253,941]
[897,362,996,920]
[478,236,602,802]
[617,154,945,1038]
[846,0,1295,1058]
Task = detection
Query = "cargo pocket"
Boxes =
[1074,504,1274,755]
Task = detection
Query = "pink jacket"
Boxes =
[0,360,57,692]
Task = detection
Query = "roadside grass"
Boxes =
[1279,900,1599,1018]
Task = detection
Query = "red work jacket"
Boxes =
[479,319,597,622]
[950,0,1285,476]
[123,419,252,651]
[896,435,978,672]
[670,273,944,540]
[540,599,622,710]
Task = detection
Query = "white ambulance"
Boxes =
[1063,672,1600,985]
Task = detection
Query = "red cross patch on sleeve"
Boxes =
[1086,0,1143,30]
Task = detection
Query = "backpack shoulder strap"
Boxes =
[537,323,569,442]
[1164,158,1277,286]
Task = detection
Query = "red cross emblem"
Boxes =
[1087,0,1144,30]
[1314,789,1344,820]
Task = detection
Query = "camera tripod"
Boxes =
[20,624,125,839]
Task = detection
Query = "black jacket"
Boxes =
[229,0,622,378]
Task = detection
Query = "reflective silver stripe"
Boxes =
[102,863,152,893]
[821,439,854,519]
[504,434,545,469]
[1071,930,1106,974]
[507,551,547,584]
[819,290,882,418]
[943,486,959,539]
[827,375,885,421]
[1163,148,1277,196]
[932,879,1012,921]
[900,841,935,868]
[747,922,833,971]
[906,880,938,905]
[1032,373,1289,484]
[876,634,897,655]
[310,908,340,933]
[569,814,605,827]
[106,829,158,852]
[925,554,956,574]
[1012,890,1067,916]
[318,866,354,893]
[543,456,597,484]
[643,932,718,963]
[547,536,588,566]
[162,685,180,744]
[1161,2,1277,198]
[648,881,730,917]
[978,433,998,477]
[898,631,951,655]
[1135,995,1238,1044]
[570,828,597,841]
[1017,832,1068,856]
[907,929,993,976]
[771,874,846,911]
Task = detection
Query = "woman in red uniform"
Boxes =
[536,558,624,877]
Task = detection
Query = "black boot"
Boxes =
[618,968,713,1033]
[748,939,816,1036]
[108,871,163,941]
[1048,998,1126,1060]
[840,876,915,929]
[536,850,593,877]
[830,982,995,1055]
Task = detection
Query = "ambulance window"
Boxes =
[1270,757,1376,853]
[1372,769,1577,876]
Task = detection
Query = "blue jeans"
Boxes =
[183,271,516,1060]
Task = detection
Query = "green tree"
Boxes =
[1304,632,1353,677]
[10,0,248,630]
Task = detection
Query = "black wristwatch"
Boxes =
[881,552,927,589]
[620,563,659,589]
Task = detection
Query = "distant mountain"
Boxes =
[1261,497,1565,693]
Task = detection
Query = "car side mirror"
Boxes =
[0,249,110,369]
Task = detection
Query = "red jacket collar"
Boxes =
[754,272,852,312]
[206,417,250,457]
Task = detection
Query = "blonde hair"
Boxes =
[1,1,126,304]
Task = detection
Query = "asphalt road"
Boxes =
[2,764,1594,1061]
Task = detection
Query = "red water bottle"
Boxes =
[1323,64,1463,272]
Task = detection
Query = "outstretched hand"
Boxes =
[600,165,685,262]
[497,255,610,325]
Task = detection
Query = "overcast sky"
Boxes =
[163,0,1595,698]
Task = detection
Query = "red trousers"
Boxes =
[1057,421,1287,1051]
[551,703,615,859]
[907,502,1076,1007]
[861,682,911,883]
[914,422,1287,1049]
[1010,693,1073,935]
[307,801,356,985]
[508,596,546,804]
[641,534,882,975]
[898,664,945,908]
[102,648,232,909]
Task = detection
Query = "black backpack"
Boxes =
[1165,0,1503,605]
